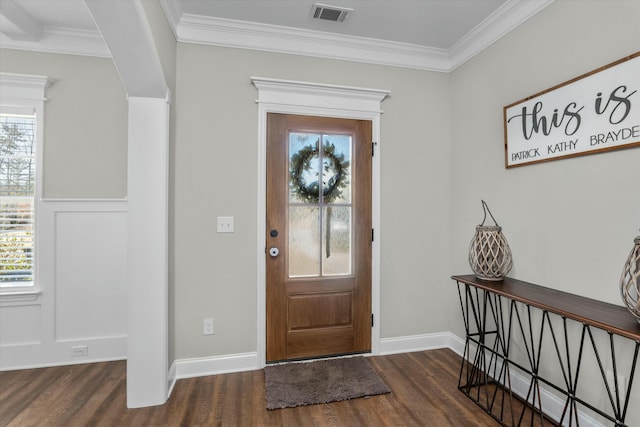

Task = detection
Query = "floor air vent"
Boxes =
[311,3,353,22]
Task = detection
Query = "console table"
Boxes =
[452,275,640,427]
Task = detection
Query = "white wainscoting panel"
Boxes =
[0,199,128,370]
[54,210,127,341]
[0,304,41,345]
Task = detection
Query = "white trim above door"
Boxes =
[252,77,389,367]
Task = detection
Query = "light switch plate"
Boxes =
[217,216,234,233]
[203,317,214,335]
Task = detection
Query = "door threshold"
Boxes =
[266,350,371,365]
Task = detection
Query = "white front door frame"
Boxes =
[252,77,389,367]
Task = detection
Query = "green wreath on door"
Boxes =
[289,140,349,258]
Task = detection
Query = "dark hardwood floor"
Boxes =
[0,349,501,426]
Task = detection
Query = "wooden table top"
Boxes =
[452,274,640,342]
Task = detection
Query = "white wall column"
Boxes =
[85,0,172,408]
[126,96,169,408]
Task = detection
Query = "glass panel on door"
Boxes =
[288,131,353,278]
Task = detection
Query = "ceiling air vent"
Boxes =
[311,3,353,22]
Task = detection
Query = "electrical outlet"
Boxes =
[203,317,214,335]
[217,216,234,233]
[71,345,88,357]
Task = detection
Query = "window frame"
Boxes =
[0,73,48,294]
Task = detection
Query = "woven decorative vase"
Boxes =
[620,233,640,323]
[469,200,512,281]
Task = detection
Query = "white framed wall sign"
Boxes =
[504,52,640,168]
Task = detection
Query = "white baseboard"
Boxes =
[170,332,465,381]
[167,361,177,398]
[167,333,604,427]
[497,360,603,427]
[0,335,127,371]
[461,342,604,427]
[174,352,259,380]
[378,331,465,356]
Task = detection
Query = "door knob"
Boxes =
[269,247,279,257]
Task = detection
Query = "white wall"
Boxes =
[172,45,455,360]
[0,200,127,369]
[2,4,638,422]
[450,1,640,424]
[451,0,640,311]
[0,51,129,369]
[0,49,128,198]
[172,0,639,365]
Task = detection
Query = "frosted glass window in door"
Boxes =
[288,131,352,278]
[322,206,351,276]
[288,206,321,277]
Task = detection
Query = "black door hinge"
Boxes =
[371,228,374,242]
[372,142,377,156]
[371,313,374,327]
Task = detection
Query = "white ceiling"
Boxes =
[0,0,554,71]
[176,0,507,49]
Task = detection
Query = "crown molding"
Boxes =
[0,0,556,70]
[0,0,43,41]
[159,0,182,40]
[171,0,555,73]
[176,13,451,72]
[0,72,50,95]
[252,76,390,113]
[448,0,555,70]
[0,26,110,58]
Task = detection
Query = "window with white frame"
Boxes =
[0,73,48,289]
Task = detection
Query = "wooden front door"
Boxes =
[266,113,372,362]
